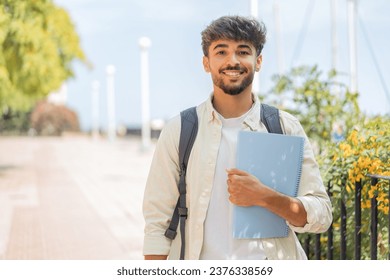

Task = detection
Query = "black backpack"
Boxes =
[164,103,283,260]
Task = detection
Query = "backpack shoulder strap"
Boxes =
[164,106,198,260]
[178,107,199,166]
[260,103,283,134]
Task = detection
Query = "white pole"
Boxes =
[250,0,258,16]
[347,0,358,93]
[331,0,338,71]
[273,0,285,75]
[106,65,116,141]
[250,0,260,95]
[139,37,151,150]
[91,80,100,140]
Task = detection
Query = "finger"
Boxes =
[227,175,240,187]
[228,194,236,204]
[227,173,245,184]
[227,179,239,192]
[227,183,232,194]
[226,168,249,176]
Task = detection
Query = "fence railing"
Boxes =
[303,174,390,260]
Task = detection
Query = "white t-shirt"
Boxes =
[199,108,266,260]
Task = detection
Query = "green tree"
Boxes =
[261,65,360,151]
[0,0,86,114]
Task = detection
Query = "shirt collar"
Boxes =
[205,93,217,122]
[244,97,261,131]
[205,93,262,130]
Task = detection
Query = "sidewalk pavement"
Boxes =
[0,135,155,260]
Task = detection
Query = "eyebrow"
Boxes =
[213,43,229,50]
[212,43,253,52]
[237,44,252,51]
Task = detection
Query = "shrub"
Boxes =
[0,108,31,134]
[30,101,80,136]
[317,115,390,259]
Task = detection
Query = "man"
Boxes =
[143,15,332,260]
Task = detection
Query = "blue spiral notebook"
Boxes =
[233,131,305,239]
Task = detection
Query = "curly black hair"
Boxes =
[201,15,267,56]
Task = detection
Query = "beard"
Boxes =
[212,66,255,96]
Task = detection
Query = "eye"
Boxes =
[238,50,250,55]
[216,50,226,55]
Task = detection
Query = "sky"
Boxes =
[53,0,390,132]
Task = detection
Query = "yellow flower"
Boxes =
[378,204,389,215]
[340,143,353,157]
[368,186,377,198]
[356,156,372,170]
[347,130,359,146]
[377,192,388,204]
[348,170,355,184]
[356,173,364,182]
[368,159,381,174]
[361,199,371,209]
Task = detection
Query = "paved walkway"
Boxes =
[0,135,155,260]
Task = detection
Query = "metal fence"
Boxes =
[303,174,390,260]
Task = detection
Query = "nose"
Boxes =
[226,53,240,66]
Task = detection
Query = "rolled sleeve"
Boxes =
[288,196,332,233]
[143,235,171,256]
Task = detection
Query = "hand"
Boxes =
[226,168,272,207]
[227,168,308,227]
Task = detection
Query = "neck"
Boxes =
[212,87,254,118]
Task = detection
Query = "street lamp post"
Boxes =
[106,64,116,142]
[250,0,260,95]
[347,0,358,93]
[273,0,285,75]
[91,80,100,140]
[139,36,152,151]
[331,0,339,72]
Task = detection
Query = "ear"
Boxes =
[203,56,210,72]
[255,54,263,72]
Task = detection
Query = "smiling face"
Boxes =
[203,39,262,96]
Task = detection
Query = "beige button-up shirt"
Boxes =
[143,95,332,260]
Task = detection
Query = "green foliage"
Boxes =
[262,65,360,151]
[318,116,390,259]
[0,0,86,115]
[266,64,389,259]
[0,107,30,134]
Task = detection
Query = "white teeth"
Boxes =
[223,71,241,77]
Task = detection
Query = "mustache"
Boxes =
[219,65,247,73]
